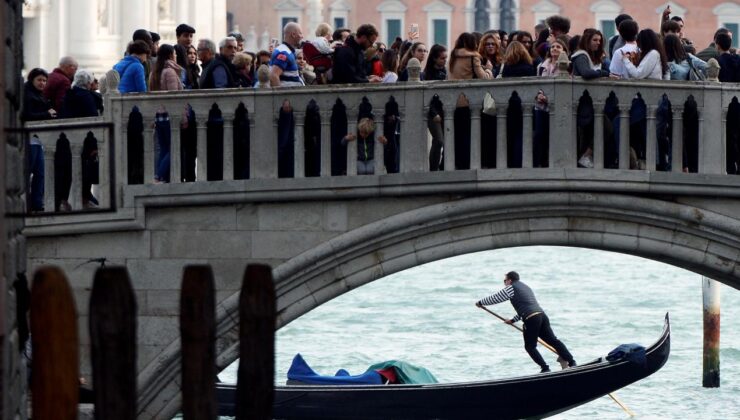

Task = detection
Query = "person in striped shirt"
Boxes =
[476,271,576,373]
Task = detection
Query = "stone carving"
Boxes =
[706,58,720,82]
[556,52,570,78]
[406,58,422,82]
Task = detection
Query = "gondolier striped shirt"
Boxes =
[478,281,544,323]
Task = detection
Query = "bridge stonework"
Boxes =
[23,79,740,418]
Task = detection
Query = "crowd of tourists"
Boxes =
[20,8,740,211]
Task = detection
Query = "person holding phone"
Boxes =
[332,24,380,84]
[269,22,305,87]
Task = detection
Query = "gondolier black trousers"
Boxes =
[522,313,574,369]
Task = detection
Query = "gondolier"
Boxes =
[476,271,576,373]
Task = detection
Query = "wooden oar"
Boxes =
[478,306,635,417]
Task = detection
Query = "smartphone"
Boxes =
[410,23,419,36]
[270,38,279,49]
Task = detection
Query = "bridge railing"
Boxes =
[25,78,739,214]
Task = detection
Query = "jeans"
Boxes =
[154,112,171,182]
[357,159,374,175]
[28,143,45,211]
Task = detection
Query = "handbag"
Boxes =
[482,92,496,116]
[496,62,505,79]
[686,57,705,81]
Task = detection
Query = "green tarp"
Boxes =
[365,360,439,384]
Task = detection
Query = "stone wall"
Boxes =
[1,1,28,419]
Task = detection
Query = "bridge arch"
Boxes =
[137,191,740,417]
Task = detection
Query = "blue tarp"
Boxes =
[287,354,439,385]
[606,343,647,368]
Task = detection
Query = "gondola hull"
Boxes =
[217,314,670,419]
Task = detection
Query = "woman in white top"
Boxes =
[622,29,670,80]
[380,50,399,83]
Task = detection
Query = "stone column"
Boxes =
[443,107,455,171]
[522,103,533,169]
[346,115,357,176]
[593,108,605,169]
[699,87,723,175]
[170,121,182,184]
[294,113,305,179]
[196,117,208,181]
[618,107,630,170]
[470,109,481,170]
[496,112,507,169]
[645,106,657,171]
[320,110,331,176]
[223,117,234,181]
[549,80,575,168]
[374,119,384,175]
[672,108,684,173]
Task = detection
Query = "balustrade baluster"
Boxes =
[144,122,155,183]
[619,108,630,170]
[294,113,305,178]
[196,119,208,181]
[699,89,724,175]
[320,111,331,177]
[347,116,357,176]
[646,106,657,171]
[522,104,533,169]
[71,141,82,210]
[120,126,129,186]
[43,141,55,212]
[99,129,110,208]
[470,110,481,170]
[400,90,425,173]
[593,108,605,169]
[223,118,235,181]
[443,109,455,171]
[672,109,684,173]
[374,119,384,175]
[170,121,182,184]
[496,112,508,169]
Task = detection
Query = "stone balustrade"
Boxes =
[23,78,739,216]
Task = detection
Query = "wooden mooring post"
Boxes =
[236,264,276,420]
[89,267,137,420]
[702,277,720,388]
[180,265,217,420]
[30,267,79,420]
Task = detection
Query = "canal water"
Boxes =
[221,246,740,419]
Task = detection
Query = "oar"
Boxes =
[478,306,635,417]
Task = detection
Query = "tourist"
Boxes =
[423,44,448,81]
[114,40,150,93]
[696,28,730,63]
[538,38,568,77]
[664,34,707,81]
[228,31,245,52]
[200,37,238,89]
[500,41,536,77]
[332,24,379,84]
[515,31,536,60]
[609,19,639,79]
[176,23,196,49]
[607,14,633,59]
[310,22,335,54]
[399,42,428,81]
[342,117,387,175]
[545,15,571,38]
[233,52,254,87]
[59,70,99,118]
[269,22,305,87]
[448,32,492,80]
[571,29,610,79]
[716,32,740,83]
[622,29,670,80]
[196,38,217,80]
[295,50,316,85]
[380,49,399,83]
[44,56,77,111]
[478,32,503,77]
[22,68,56,122]
[148,44,183,91]
[476,271,576,373]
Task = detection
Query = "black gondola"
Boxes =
[217,313,670,419]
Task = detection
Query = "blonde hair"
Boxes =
[233,52,253,70]
[357,118,375,136]
[315,22,332,38]
[504,41,533,66]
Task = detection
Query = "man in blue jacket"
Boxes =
[113,40,150,93]
[476,271,576,373]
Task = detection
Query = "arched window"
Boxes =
[475,0,490,33]
[377,0,407,45]
[424,1,454,47]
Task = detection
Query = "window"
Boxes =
[378,1,407,46]
[724,23,739,48]
[282,17,298,28]
[590,0,622,36]
[334,17,346,29]
[531,0,561,29]
[329,0,351,32]
[600,20,616,40]
[387,19,402,45]
[424,1,453,47]
[433,19,448,46]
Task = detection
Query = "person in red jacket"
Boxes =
[43,56,78,111]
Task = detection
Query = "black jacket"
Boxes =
[22,82,54,122]
[59,86,99,118]
[718,53,740,83]
[200,54,238,89]
[332,36,368,84]
[501,61,536,78]
[424,67,447,81]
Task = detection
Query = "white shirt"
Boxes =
[609,43,638,79]
[382,72,398,83]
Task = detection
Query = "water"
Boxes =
[221,246,740,419]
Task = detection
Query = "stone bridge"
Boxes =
[23,78,740,418]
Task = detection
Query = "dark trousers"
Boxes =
[522,313,573,369]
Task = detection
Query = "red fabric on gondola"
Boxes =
[375,367,398,384]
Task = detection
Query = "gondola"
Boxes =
[217,313,670,419]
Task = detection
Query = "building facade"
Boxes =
[22,0,227,75]
[228,0,740,51]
